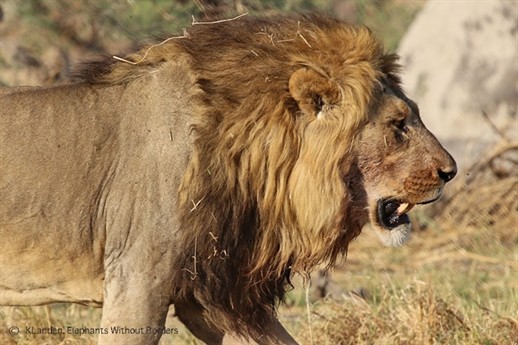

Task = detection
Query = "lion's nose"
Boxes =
[438,165,457,183]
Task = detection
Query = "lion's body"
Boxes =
[1,84,115,306]
[1,60,196,343]
[0,14,456,345]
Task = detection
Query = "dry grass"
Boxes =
[295,285,517,345]
[278,216,517,345]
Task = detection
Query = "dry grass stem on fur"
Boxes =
[276,21,313,48]
[182,237,198,280]
[112,31,189,65]
[190,198,204,212]
[191,13,248,25]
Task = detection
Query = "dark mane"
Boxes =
[73,57,118,84]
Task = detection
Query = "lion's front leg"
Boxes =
[174,298,297,345]
[174,299,225,345]
[220,318,298,345]
[252,318,299,345]
[98,261,174,345]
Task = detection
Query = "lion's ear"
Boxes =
[288,68,341,118]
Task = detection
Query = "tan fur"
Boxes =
[0,14,456,345]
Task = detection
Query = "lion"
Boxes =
[0,14,456,345]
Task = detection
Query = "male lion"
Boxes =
[0,14,456,345]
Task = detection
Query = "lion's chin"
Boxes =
[367,198,415,247]
[370,222,412,247]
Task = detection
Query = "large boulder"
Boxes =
[398,0,517,169]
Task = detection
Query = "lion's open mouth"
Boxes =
[377,199,415,230]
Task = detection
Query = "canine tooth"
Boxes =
[397,203,414,215]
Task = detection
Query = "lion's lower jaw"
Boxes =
[370,223,411,247]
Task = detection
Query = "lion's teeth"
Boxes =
[397,203,414,215]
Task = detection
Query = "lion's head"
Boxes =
[286,64,457,252]
[355,82,457,247]
[88,13,456,340]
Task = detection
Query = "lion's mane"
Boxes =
[79,14,400,338]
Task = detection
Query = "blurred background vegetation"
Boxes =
[0,1,516,344]
[0,0,424,86]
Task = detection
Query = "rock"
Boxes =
[398,0,517,169]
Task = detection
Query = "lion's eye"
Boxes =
[392,119,409,142]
